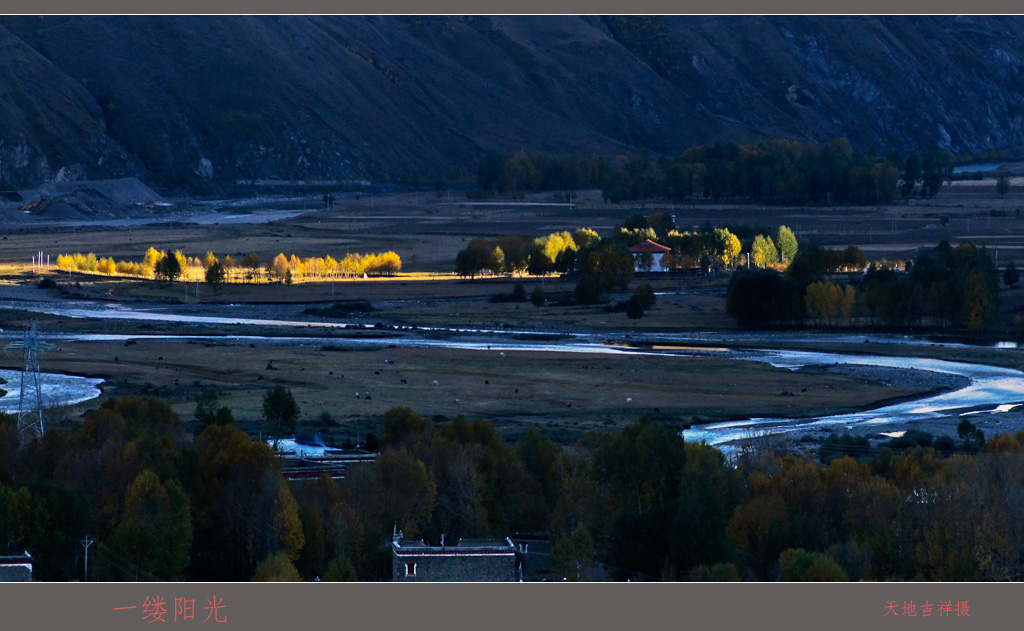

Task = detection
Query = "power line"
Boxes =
[95,542,163,582]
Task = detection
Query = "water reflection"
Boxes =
[682,351,1024,446]
[4,299,1023,443]
[0,369,104,412]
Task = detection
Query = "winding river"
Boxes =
[680,351,1024,446]
[0,369,104,413]
[4,299,1023,447]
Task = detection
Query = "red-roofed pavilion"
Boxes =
[628,239,671,271]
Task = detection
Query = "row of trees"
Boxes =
[454,229,600,278]
[231,251,402,284]
[453,227,636,305]
[726,241,1000,330]
[56,248,186,280]
[455,217,794,284]
[0,397,301,581]
[478,140,953,205]
[56,248,403,284]
[477,152,606,195]
[5,397,1024,581]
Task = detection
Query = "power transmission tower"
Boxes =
[5,321,53,445]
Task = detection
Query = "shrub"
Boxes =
[633,282,656,310]
[626,295,645,319]
[531,286,545,307]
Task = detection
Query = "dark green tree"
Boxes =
[455,240,491,278]
[194,389,234,428]
[154,253,182,283]
[194,389,220,427]
[921,151,948,197]
[551,526,595,581]
[530,286,545,307]
[516,428,562,519]
[1004,261,1019,287]
[997,171,1010,197]
[957,419,985,453]
[725,268,805,326]
[205,261,225,293]
[381,407,431,449]
[252,551,302,581]
[263,386,299,440]
[242,253,261,283]
[673,442,735,572]
[902,154,921,197]
[192,423,304,579]
[574,242,634,304]
[595,416,686,579]
[626,294,645,319]
[633,283,656,310]
[106,469,192,579]
[778,548,849,581]
[324,556,358,581]
[623,214,649,231]
[645,212,676,237]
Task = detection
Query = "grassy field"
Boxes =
[2,183,1023,446]
[4,180,1024,274]
[3,336,941,446]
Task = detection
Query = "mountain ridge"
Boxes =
[1,15,1023,191]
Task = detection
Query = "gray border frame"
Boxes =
[0,582,1010,628]
[1,4,1017,630]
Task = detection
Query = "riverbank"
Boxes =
[798,363,971,398]
[2,272,1024,452]
[790,363,988,448]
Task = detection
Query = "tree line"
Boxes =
[454,214,801,305]
[56,248,402,285]
[5,397,1024,582]
[453,228,635,305]
[726,240,1000,330]
[478,140,954,205]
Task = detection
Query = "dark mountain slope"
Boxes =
[0,22,142,187]
[1,15,1023,190]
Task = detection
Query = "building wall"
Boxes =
[392,552,516,582]
[633,252,668,272]
[0,564,33,581]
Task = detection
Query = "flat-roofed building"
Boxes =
[390,531,517,582]
[0,551,33,582]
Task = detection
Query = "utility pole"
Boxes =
[82,535,94,581]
